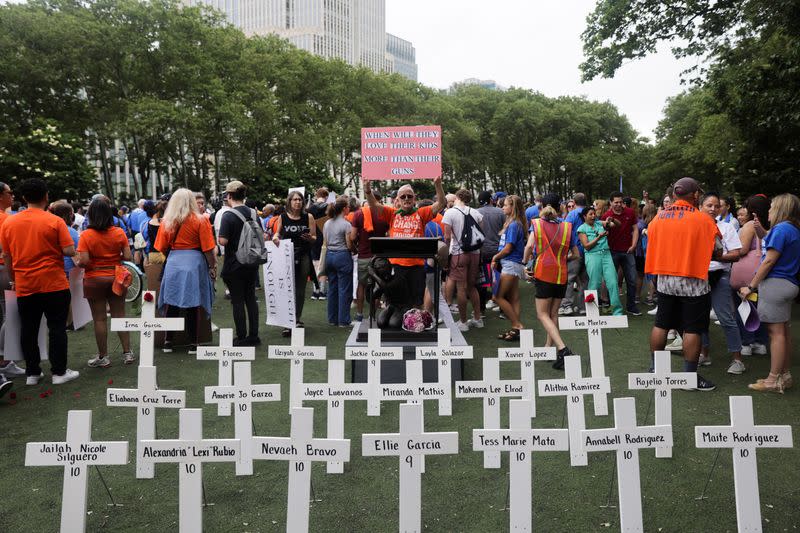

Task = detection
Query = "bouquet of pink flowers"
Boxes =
[402,308,434,332]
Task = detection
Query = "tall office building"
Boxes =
[386,33,417,82]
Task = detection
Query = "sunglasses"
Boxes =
[398,194,414,200]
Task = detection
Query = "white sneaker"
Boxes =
[449,304,459,313]
[665,337,683,351]
[739,344,752,356]
[122,352,136,365]
[467,318,484,329]
[26,372,43,386]
[456,321,470,332]
[52,369,79,385]
[0,361,26,377]
[87,355,111,368]
[647,307,658,316]
[558,307,571,316]
[714,320,721,326]
[486,301,498,310]
[667,329,677,340]
[751,343,768,355]
[727,360,746,375]
[698,354,711,366]
[709,309,718,321]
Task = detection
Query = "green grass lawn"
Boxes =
[1,280,798,532]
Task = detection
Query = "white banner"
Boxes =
[264,240,296,329]
[69,268,93,331]
[1,289,48,360]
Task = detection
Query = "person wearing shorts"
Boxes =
[493,195,527,341]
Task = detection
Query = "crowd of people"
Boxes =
[0,176,798,399]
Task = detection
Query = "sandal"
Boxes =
[500,329,521,342]
[748,373,783,393]
[497,329,515,340]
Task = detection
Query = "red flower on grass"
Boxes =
[108,379,113,385]
[39,393,46,399]
[143,292,154,303]
[584,293,596,303]
[74,392,81,398]
[9,392,16,399]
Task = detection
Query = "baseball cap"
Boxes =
[478,191,492,206]
[225,180,246,193]
[673,177,701,197]
[492,191,507,201]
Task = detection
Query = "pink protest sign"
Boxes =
[361,125,442,180]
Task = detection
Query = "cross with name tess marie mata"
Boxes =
[110,290,184,367]
[497,328,555,417]
[196,328,256,416]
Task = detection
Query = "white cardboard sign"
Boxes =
[264,240,296,329]
[1,289,47,360]
[497,329,555,417]
[196,328,256,416]
[415,328,472,415]
[267,328,326,411]
[68,268,93,331]
[345,328,403,416]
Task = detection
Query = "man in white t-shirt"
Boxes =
[442,188,484,331]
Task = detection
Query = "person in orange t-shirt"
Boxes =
[0,178,78,385]
[76,198,134,367]
[154,188,217,354]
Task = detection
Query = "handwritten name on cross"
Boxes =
[197,328,256,416]
[415,327,472,415]
[628,351,697,458]
[344,328,402,416]
[362,403,459,533]
[473,400,569,531]
[267,327,326,412]
[497,328,555,417]
[110,290,183,367]
[582,397,672,533]
[204,361,281,475]
[695,396,793,533]
[106,365,185,478]
[25,410,128,533]
[252,407,351,533]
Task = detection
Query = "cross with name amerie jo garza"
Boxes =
[558,289,627,416]
[111,290,184,367]
[345,328,403,416]
[497,328,555,417]
[415,327,472,415]
[25,410,129,533]
[268,327,327,411]
[695,395,793,533]
[196,328,256,416]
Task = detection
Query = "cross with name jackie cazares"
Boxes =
[111,290,184,367]
[25,410,129,533]
[344,328,403,416]
[196,328,256,416]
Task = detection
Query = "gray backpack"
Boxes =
[229,208,268,265]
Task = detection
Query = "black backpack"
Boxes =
[458,207,485,252]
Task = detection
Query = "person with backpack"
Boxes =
[442,188,485,332]
[218,181,266,347]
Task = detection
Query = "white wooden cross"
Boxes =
[455,358,529,468]
[362,403,459,533]
[695,396,793,533]
[415,327,472,415]
[344,328,403,416]
[197,328,256,416]
[497,328,555,417]
[538,355,611,466]
[110,290,184,367]
[140,409,240,533]
[558,289,627,416]
[628,351,697,458]
[252,407,351,533]
[582,397,672,532]
[473,399,569,532]
[267,327,326,412]
[25,410,129,533]
[301,359,369,474]
[204,361,281,476]
[106,365,186,478]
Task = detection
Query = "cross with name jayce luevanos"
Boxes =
[558,289,627,416]
[415,327,472,415]
[473,399,569,532]
[106,365,185,478]
[25,410,129,533]
[455,358,529,468]
[497,328,555,418]
[362,403,459,533]
[139,408,240,533]
[582,397,672,533]
[110,290,184,367]
[628,350,697,458]
[695,395,793,533]
[267,327,326,412]
[252,407,351,533]
[538,355,611,466]
[196,328,256,416]
[204,361,281,476]
[344,328,403,416]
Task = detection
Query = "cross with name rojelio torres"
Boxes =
[111,290,184,367]
[497,328,555,418]
[268,327,326,412]
[197,328,256,416]
[25,410,129,533]
[558,289,627,416]
[344,328,403,416]
[695,395,793,533]
[415,327,472,415]
[628,350,697,458]
[106,365,185,478]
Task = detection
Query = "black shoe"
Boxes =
[311,291,319,300]
[162,340,173,353]
[628,307,642,316]
[694,374,716,391]
[0,377,12,399]
[233,337,249,347]
[281,328,291,337]
[247,336,262,346]
[552,346,572,370]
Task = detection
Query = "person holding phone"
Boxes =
[577,206,623,315]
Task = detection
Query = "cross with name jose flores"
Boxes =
[455,358,529,468]
[267,327,326,412]
[110,290,184,367]
[473,399,569,532]
[204,361,281,476]
[497,328,555,418]
[538,355,611,466]
[628,350,697,458]
[582,397,672,532]
[106,365,185,478]
[252,407,351,533]
[344,328,403,416]
[558,289,627,416]
[197,328,256,416]
[695,395,793,533]
[362,403,459,533]
[415,327,472,415]
[140,408,240,533]
[25,410,129,533]
[301,359,369,473]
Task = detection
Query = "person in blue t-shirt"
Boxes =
[491,195,527,341]
[738,193,800,393]
[559,193,588,315]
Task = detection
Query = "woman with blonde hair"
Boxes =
[155,188,217,353]
[739,193,800,392]
[491,195,528,341]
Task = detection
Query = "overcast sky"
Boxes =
[386,0,698,139]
